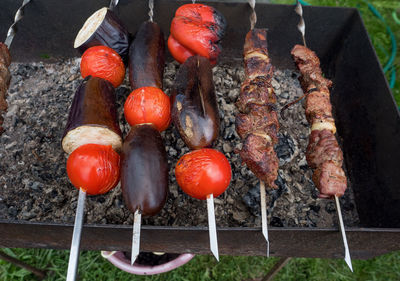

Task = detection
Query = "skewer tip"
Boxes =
[131,209,142,266]
[207,194,219,262]
[259,181,270,257]
[334,195,353,272]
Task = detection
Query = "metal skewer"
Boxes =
[207,194,219,261]
[260,181,270,257]
[4,0,31,48]
[248,0,270,257]
[335,195,353,271]
[131,209,142,265]
[66,189,87,281]
[109,0,119,11]
[295,0,352,271]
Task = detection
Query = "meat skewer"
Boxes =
[235,0,281,257]
[292,1,352,271]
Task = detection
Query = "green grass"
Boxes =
[2,1,400,280]
[1,249,400,281]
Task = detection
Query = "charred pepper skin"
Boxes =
[169,3,226,64]
[171,55,220,150]
[120,124,168,216]
[129,21,165,90]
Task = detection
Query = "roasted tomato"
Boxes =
[67,144,120,195]
[80,46,125,88]
[124,86,171,132]
[167,35,195,64]
[175,148,231,200]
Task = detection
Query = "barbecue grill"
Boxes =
[0,0,399,260]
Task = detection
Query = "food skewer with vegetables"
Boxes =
[288,0,352,271]
[169,2,229,260]
[64,7,129,278]
[234,0,281,257]
[121,0,170,265]
[63,75,123,281]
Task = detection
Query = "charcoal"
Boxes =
[0,60,360,229]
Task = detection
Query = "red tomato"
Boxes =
[67,144,120,195]
[168,35,195,64]
[175,148,231,200]
[124,86,171,132]
[80,46,125,88]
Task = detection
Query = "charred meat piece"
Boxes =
[313,161,347,198]
[0,42,11,134]
[235,29,280,189]
[291,45,332,90]
[74,7,130,63]
[0,43,11,67]
[291,44,347,198]
[171,55,220,149]
[307,129,343,169]
[62,76,122,154]
[239,133,279,188]
[236,77,276,113]
[236,103,279,144]
[121,124,168,216]
[129,21,165,90]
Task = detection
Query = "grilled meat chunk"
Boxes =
[307,129,343,169]
[313,161,347,198]
[239,133,279,188]
[236,103,279,144]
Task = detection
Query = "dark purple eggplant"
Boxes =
[129,21,165,90]
[171,55,220,149]
[121,124,168,216]
[74,7,130,63]
[62,76,122,154]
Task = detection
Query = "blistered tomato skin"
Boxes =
[175,148,231,200]
[124,87,171,132]
[80,46,125,88]
[67,144,120,195]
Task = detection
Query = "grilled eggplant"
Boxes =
[171,55,220,149]
[129,21,165,90]
[121,124,168,216]
[62,76,122,154]
[74,7,130,62]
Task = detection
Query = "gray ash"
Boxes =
[0,59,360,228]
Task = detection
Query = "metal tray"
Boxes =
[1,0,399,259]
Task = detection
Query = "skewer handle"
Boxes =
[66,189,86,281]
[109,0,119,10]
[295,0,307,47]
[131,209,142,265]
[260,181,270,257]
[207,194,219,261]
[334,195,353,272]
[4,0,31,48]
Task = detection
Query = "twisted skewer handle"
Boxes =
[4,0,32,48]
[295,0,307,47]
[148,0,154,22]
[248,0,257,30]
[109,0,120,11]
